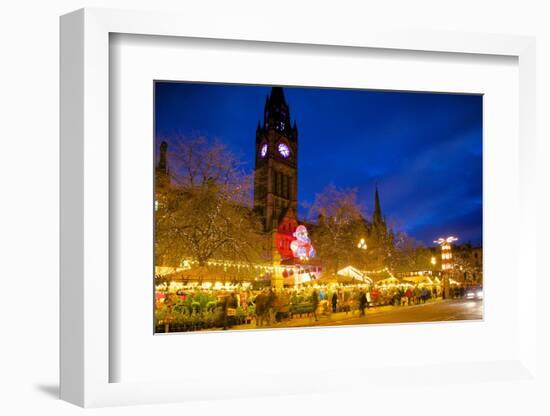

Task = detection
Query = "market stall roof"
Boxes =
[155,266,184,276]
[316,273,357,284]
[402,274,434,285]
[337,266,373,284]
[376,276,401,286]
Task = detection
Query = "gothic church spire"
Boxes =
[373,185,383,226]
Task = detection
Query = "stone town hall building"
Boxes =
[252,87,301,263]
[253,87,389,265]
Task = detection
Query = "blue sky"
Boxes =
[155,82,482,246]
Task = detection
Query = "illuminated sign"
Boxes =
[290,225,315,260]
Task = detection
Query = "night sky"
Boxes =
[155,82,483,247]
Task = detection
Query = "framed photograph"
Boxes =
[152,82,484,334]
[60,8,538,407]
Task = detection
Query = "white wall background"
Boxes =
[1,0,548,414]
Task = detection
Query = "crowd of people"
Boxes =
[156,282,466,332]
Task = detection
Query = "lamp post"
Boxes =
[433,236,458,299]
[356,238,368,279]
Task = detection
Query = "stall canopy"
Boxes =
[337,266,373,284]
[402,274,434,285]
[376,276,401,286]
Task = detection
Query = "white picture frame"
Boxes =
[60,8,538,408]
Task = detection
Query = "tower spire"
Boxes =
[263,87,292,134]
[156,141,170,191]
[267,86,287,106]
[373,185,383,225]
[158,141,168,170]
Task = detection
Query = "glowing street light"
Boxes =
[434,236,458,246]
[433,236,458,271]
[357,238,367,250]
[434,236,458,300]
[431,256,437,265]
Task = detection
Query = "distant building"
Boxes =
[452,243,483,284]
[397,243,483,285]
[366,186,393,268]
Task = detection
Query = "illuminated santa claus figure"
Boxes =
[290,225,316,260]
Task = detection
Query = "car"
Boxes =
[465,286,483,301]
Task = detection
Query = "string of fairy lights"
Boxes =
[158,235,461,285]
[179,259,320,275]
[171,258,396,280]
[171,236,462,281]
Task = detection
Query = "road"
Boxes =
[231,299,483,331]
[314,299,483,327]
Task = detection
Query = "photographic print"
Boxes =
[154,83,483,333]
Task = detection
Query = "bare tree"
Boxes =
[308,184,368,274]
[155,135,265,268]
[391,232,431,272]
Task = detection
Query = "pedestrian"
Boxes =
[331,291,338,313]
[359,290,367,316]
[311,289,319,321]
[397,287,405,306]
[414,286,420,304]
[223,292,238,330]
[405,287,413,305]
[420,287,427,303]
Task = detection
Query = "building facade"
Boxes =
[253,87,298,231]
[253,87,301,262]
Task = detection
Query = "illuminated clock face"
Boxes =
[260,144,268,158]
[277,121,285,131]
[278,143,290,158]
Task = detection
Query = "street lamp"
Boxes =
[357,238,367,250]
[431,256,437,266]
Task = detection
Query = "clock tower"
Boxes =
[253,87,298,233]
